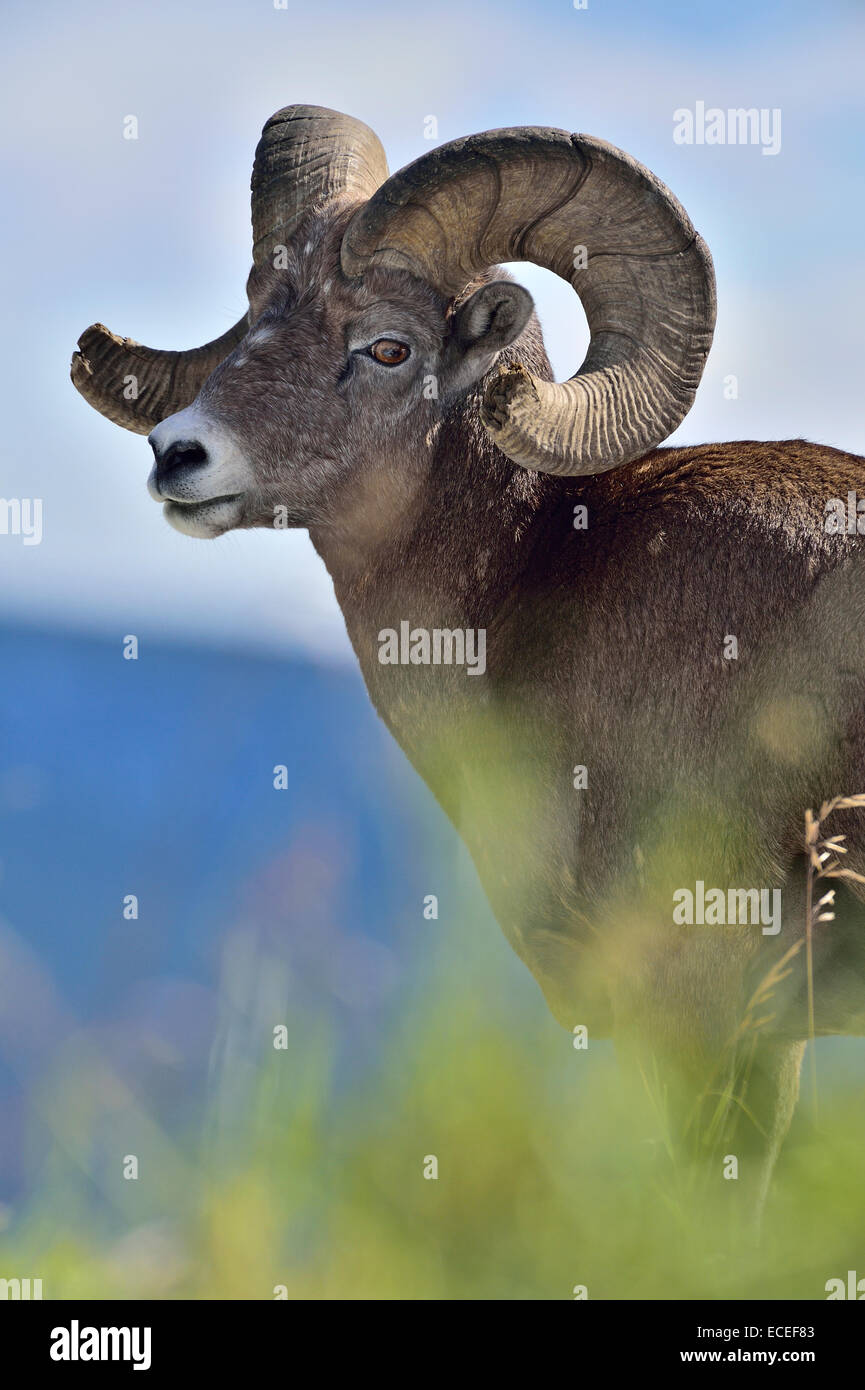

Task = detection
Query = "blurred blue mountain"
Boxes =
[0,623,431,999]
[0,622,486,1199]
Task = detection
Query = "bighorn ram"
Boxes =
[72,105,865,1223]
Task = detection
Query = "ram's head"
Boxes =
[71,105,715,538]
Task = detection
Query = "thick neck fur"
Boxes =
[315,403,543,631]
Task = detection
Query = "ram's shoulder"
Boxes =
[626,438,861,507]
[574,439,864,541]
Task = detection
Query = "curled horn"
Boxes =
[341,127,716,476]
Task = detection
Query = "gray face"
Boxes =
[146,211,533,540]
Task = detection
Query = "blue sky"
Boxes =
[2,0,863,657]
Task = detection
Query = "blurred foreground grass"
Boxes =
[2,893,865,1301]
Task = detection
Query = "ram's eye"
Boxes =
[369,339,410,366]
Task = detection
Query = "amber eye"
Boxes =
[369,339,410,366]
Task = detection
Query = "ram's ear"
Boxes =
[445,280,534,393]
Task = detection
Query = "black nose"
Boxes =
[153,439,209,485]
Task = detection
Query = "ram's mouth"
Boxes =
[166,493,241,511]
[162,493,244,538]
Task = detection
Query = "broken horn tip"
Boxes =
[70,350,93,381]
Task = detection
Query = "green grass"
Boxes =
[2,893,865,1301]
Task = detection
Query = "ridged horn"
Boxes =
[251,104,389,265]
[341,127,716,476]
[71,104,389,434]
[70,318,249,436]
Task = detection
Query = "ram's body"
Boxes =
[71,105,865,1218]
[333,416,865,1049]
